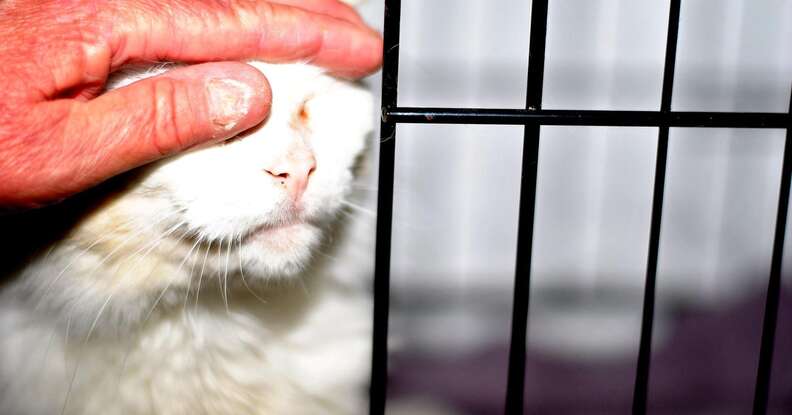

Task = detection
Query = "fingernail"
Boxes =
[206,78,253,134]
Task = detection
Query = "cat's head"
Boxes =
[127,63,373,277]
[36,62,373,322]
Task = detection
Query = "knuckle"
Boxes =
[147,78,190,156]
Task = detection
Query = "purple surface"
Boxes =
[388,288,792,414]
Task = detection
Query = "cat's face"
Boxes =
[91,63,373,284]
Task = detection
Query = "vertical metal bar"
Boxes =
[369,0,401,414]
[504,0,548,413]
[752,90,792,415]
[633,1,681,413]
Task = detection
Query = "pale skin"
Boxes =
[0,0,382,208]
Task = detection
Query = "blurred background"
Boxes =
[352,1,792,413]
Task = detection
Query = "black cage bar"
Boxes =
[370,1,792,414]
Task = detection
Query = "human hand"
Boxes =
[0,0,382,208]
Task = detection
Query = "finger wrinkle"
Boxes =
[149,78,184,156]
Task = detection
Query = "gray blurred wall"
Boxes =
[356,0,792,358]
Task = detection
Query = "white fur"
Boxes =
[0,62,375,415]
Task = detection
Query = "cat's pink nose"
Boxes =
[263,151,317,203]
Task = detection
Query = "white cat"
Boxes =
[0,61,375,415]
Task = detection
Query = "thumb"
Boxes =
[72,61,271,166]
[4,62,271,206]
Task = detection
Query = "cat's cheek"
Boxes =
[302,171,353,218]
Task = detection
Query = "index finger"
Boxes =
[109,0,382,78]
[267,0,367,27]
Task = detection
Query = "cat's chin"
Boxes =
[247,221,315,247]
[239,221,322,277]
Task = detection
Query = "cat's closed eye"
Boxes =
[299,100,310,122]
[292,97,313,129]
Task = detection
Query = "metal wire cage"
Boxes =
[368,0,792,414]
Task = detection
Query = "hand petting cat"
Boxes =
[0,0,382,209]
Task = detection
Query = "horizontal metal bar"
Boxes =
[384,107,790,129]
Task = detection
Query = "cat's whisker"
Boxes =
[116,232,201,396]
[194,239,212,312]
[44,214,181,316]
[237,236,268,305]
[85,213,177,273]
[340,200,377,218]
[320,253,343,265]
[84,263,161,351]
[183,235,205,312]
[60,306,81,415]
[350,187,378,193]
[38,314,61,377]
[81,221,191,352]
[124,220,187,270]
[60,351,81,415]
[351,183,378,191]
[96,223,192,325]
[141,283,174,329]
[140,230,197,326]
[62,313,73,375]
[335,207,359,220]
[115,341,135,402]
[43,244,57,260]
[35,215,148,311]
[83,296,115,345]
[314,245,342,262]
[297,275,310,296]
[222,238,232,314]
[59,220,187,352]
[380,129,396,143]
